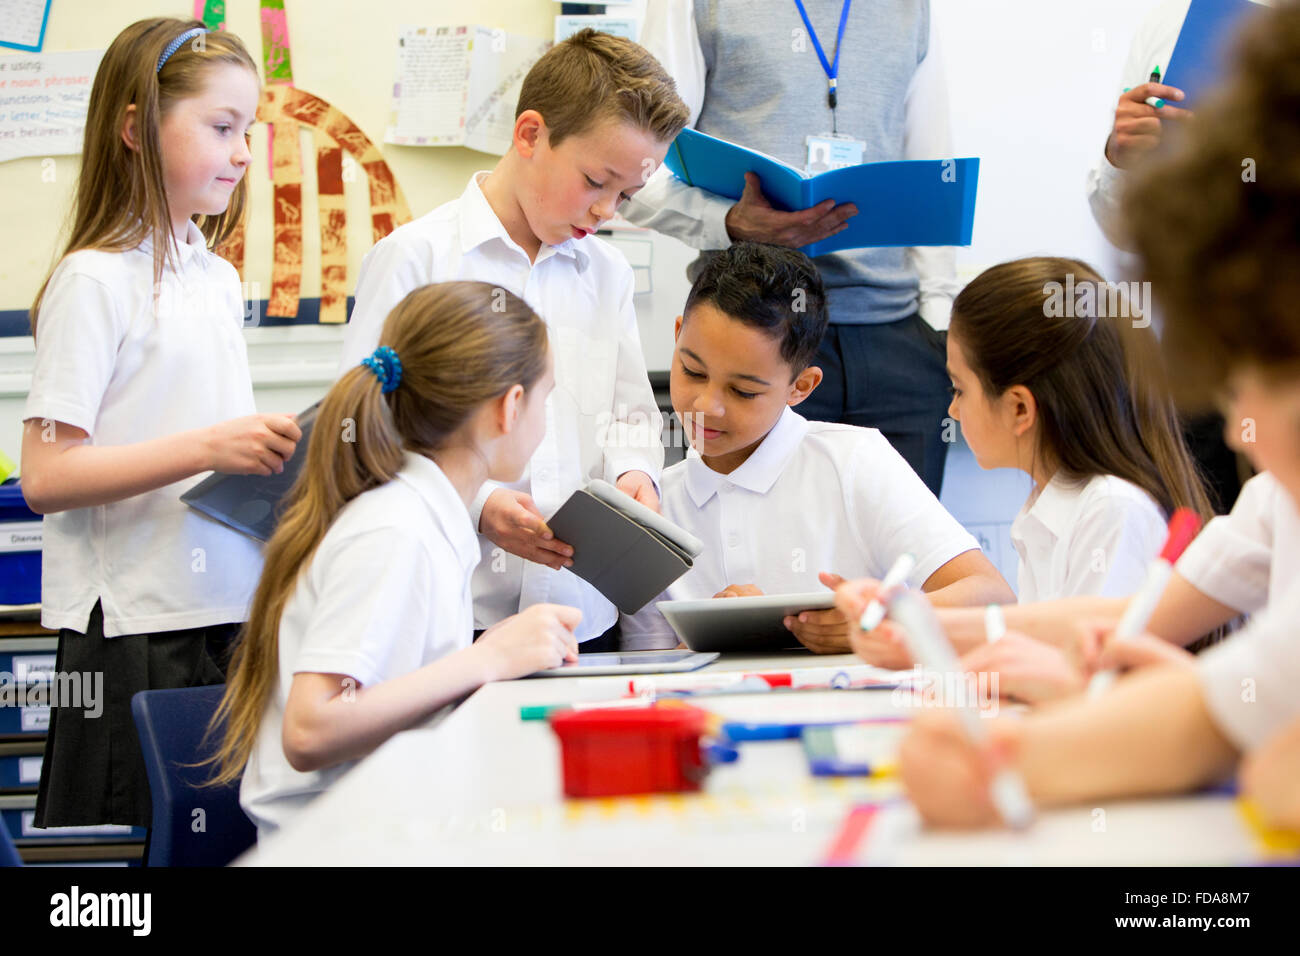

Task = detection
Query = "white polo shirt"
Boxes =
[621,407,981,649]
[1199,581,1300,752]
[240,452,479,841]
[339,172,663,641]
[23,222,263,637]
[1010,472,1167,603]
[1176,471,1297,615]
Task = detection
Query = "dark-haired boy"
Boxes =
[340,31,690,646]
[622,242,1013,652]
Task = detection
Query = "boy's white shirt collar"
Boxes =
[683,405,811,506]
[460,172,590,268]
[395,450,482,573]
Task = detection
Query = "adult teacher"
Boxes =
[1086,0,1268,513]
[623,0,960,495]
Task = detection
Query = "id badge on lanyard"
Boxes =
[794,0,867,174]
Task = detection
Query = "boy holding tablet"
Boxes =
[621,242,1014,651]
[340,31,689,647]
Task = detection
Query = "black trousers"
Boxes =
[797,313,952,497]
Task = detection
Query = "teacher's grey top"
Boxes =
[623,0,959,328]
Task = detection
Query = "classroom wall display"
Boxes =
[384,24,550,155]
[554,15,638,43]
[202,0,412,322]
[0,0,53,53]
[0,50,103,163]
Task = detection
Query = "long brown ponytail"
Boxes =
[207,281,548,786]
[950,257,1213,523]
[31,18,258,332]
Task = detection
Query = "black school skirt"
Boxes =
[33,600,240,829]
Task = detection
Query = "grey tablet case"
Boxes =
[546,480,704,615]
[656,591,837,653]
[180,402,319,542]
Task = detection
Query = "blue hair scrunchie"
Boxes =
[361,346,403,394]
[156,28,206,73]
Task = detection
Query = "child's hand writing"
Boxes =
[480,489,574,569]
[1093,631,1195,674]
[615,470,660,513]
[899,710,1020,829]
[206,413,301,476]
[476,604,582,680]
[836,576,915,668]
[960,631,1087,705]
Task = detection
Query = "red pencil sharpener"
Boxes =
[549,705,714,798]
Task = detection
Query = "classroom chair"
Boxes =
[0,813,21,867]
[130,685,256,867]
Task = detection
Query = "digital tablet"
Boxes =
[656,591,837,653]
[527,649,719,678]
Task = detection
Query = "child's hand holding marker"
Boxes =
[891,591,1035,830]
[899,708,1025,829]
[835,568,916,670]
[855,552,917,632]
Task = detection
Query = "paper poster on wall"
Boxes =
[0,49,104,163]
[385,25,550,155]
[554,15,639,43]
[0,0,52,52]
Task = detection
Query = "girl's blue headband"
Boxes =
[156,28,207,73]
[361,346,403,394]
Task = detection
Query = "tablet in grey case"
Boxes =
[180,402,319,542]
[546,480,704,614]
[656,591,837,653]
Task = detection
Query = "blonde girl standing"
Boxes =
[23,18,300,828]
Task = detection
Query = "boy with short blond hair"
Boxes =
[341,30,690,645]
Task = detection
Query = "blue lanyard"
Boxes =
[793,0,853,112]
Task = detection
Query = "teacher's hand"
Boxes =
[724,172,856,248]
[1104,82,1192,170]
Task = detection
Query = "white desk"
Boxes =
[240,653,1264,866]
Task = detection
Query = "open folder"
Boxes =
[180,402,319,542]
[1163,0,1263,108]
[545,479,704,615]
[662,127,979,257]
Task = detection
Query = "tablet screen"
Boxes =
[569,651,698,667]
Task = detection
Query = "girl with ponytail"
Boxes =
[211,281,580,840]
[945,256,1212,602]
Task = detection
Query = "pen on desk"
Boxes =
[1145,64,1166,108]
[1086,507,1202,698]
[858,552,917,631]
[984,604,1006,643]
[890,590,1035,829]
